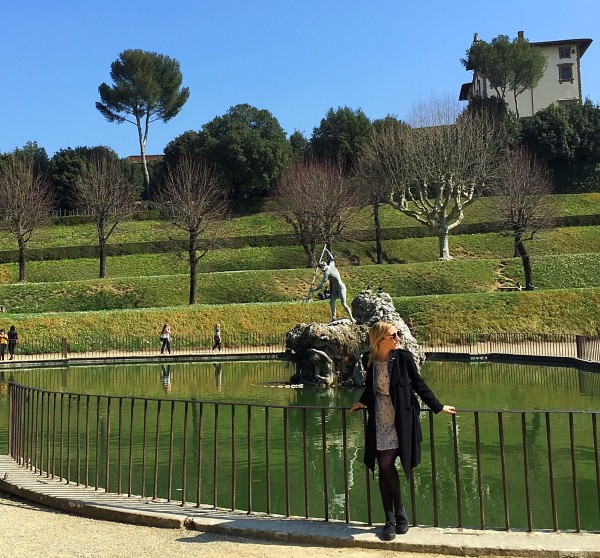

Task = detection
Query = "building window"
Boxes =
[558,99,577,108]
[558,64,573,82]
[559,47,571,59]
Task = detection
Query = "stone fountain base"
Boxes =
[285,289,423,387]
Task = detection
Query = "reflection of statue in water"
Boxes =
[309,253,355,323]
[214,363,222,391]
[161,364,172,394]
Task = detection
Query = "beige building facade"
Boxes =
[460,32,593,117]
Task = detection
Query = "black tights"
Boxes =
[377,449,402,520]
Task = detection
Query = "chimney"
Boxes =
[517,30,524,39]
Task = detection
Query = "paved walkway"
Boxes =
[1,456,598,557]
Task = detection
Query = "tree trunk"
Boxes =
[515,234,534,289]
[436,230,452,260]
[188,234,198,304]
[17,235,26,282]
[301,242,316,268]
[99,238,107,278]
[98,220,107,278]
[140,152,150,201]
[136,117,151,201]
[373,203,382,264]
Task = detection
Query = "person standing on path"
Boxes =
[212,323,222,352]
[7,325,18,360]
[0,329,8,360]
[350,321,455,541]
[160,323,172,354]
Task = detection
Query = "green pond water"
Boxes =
[1,360,599,531]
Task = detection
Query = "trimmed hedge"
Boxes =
[4,288,599,343]
[2,213,599,264]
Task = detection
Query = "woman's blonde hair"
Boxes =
[367,321,396,367]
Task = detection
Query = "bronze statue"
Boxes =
[308,249,355,323]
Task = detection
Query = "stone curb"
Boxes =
[1,456,599,557]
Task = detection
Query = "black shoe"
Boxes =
[382,521,396,541]
[395,506,409,535]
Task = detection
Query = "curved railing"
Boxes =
[6,382,600,533]
[2,332,598,364]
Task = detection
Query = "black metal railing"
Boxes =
[420,332,600,362]
[7,382,600,532]
[3,332,600,364]
[7,332,287,360]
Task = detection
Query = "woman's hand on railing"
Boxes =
[441,405,456,415]
[349,402,367,413]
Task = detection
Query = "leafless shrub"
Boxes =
[274,159,359,267]
[0,155,54,281]
[74,154,140,278]
[156,155,228,304]
[492,146,557,289]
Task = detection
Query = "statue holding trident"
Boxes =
[305,247,355,323]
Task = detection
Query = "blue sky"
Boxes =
[2,0,599,158]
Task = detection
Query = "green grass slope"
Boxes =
[1,226,599,283]
[4,288,599,344]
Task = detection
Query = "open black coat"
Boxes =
[358,349,443,478]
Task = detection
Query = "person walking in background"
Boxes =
[160,323,172,354]
[350,321,455,541]
[212,323,222,353]
[0,329,8,361]
[7,325,18,360]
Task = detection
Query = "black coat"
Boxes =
[359,349,443,478]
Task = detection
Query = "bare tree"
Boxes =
[390,99,500,260]
[356,117,405,264]
[492,147,557,290]
[0,154,54,282]
[274,159,359,267]
[74,154,140,278]
[155,156,227,304]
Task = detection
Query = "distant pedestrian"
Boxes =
[160,323,172,354]
[7,325,18,360]
[0,329,8,361]
[212,323,222,352]
[405,317,415,336]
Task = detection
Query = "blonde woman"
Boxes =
[350,321,455,541]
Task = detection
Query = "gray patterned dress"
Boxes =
[374,360,399,451]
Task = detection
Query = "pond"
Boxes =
[1,359,599,531]
[3,359,598,410]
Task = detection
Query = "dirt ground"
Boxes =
[0,490,525,558]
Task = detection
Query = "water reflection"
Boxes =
[7,360,600,410]
[214,363,222,391]
[161,364,172,395]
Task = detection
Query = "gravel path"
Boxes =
[0,491,464,558]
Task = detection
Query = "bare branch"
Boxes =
[274,159,359,267]
[155,155,228,304]
[387,98,501,259]
[74,154,140,277]
[0,154,54,281]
